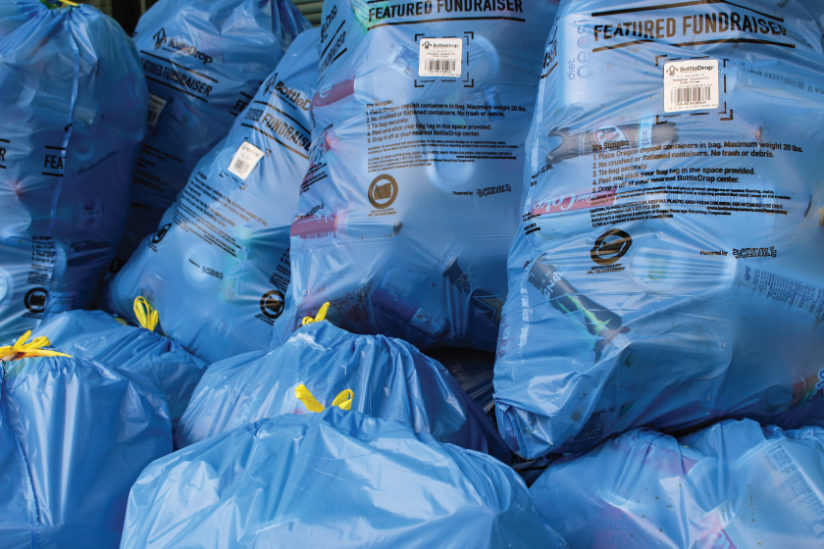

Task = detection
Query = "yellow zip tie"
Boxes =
[133,296,159,332]
[0,331,71,362]
[60,1,79,6]
[301,301,331,326]
[295,383,354,413]
[329,388,354,411]
[295,383,325,412]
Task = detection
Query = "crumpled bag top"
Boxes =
[33,309,206,422]
[123,409,565,549]
[177,319,509,461]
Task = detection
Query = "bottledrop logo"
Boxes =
[153,28,167,50]
[24,288,48,314]
[590,229,632,266]
[368,174,398,210]
[260,290,285,319]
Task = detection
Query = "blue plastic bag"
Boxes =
[495,0,824,458]
[106,29,318,362]
[532,419,824,547]
[176,317,509,460]
[118,0,310,259]
[0,1,148,343]
[281,0,559,350]
[33,308,206,422]
[799,1,824,30]
[123,409,565,549]
[0,336,171,548]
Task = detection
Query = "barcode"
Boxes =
[230,158,249,174]
[427,59,457,74]
[419,37,462,78]
[227,141,264,181]
[672,85,712,105]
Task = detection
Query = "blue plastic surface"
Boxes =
[118,0,309,259]
[177,319,509,460]
[532,419,824,548]
[281,0,559,350]
[33,309,206,422]
[123,409,565,549]
[0,353,171,547]
[495,0,824,458]
[799,0,824,31]
[107,29,317,362]
[0,1,148,343]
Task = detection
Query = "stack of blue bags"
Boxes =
[2,0,824,546]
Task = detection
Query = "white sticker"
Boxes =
[227,141,265,181]
[419,38,462,78]
[663,59,719,113]
[147,94,167,127]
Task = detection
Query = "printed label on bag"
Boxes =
[228,141,265,181]
[663,59,719,113]
[763,442,824,537]
[419,38,462,77]
[147,94,167,127]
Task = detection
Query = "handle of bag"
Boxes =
[0,331,71,362]
[301,302,331,326]
[41,0,80,7]
[133,296,159,332]
[295,384,354,413]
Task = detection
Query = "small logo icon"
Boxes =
[666,65,677,77]
[423,41,431,49]
[153,28,167,50]
[260,290,285,319]
[591,229,633,266]
[368,174,398,210]
[24,288,48,314]
[151,223,171,245]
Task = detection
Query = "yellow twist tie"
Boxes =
[60,1,80,6]
[295,383,353,413]
[133,296,159,332]
[0,331,71,362]
[302,302,331,326]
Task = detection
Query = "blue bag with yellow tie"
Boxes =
[177,306,509,461]
[32,305,206,422]
[0,331,170,547]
